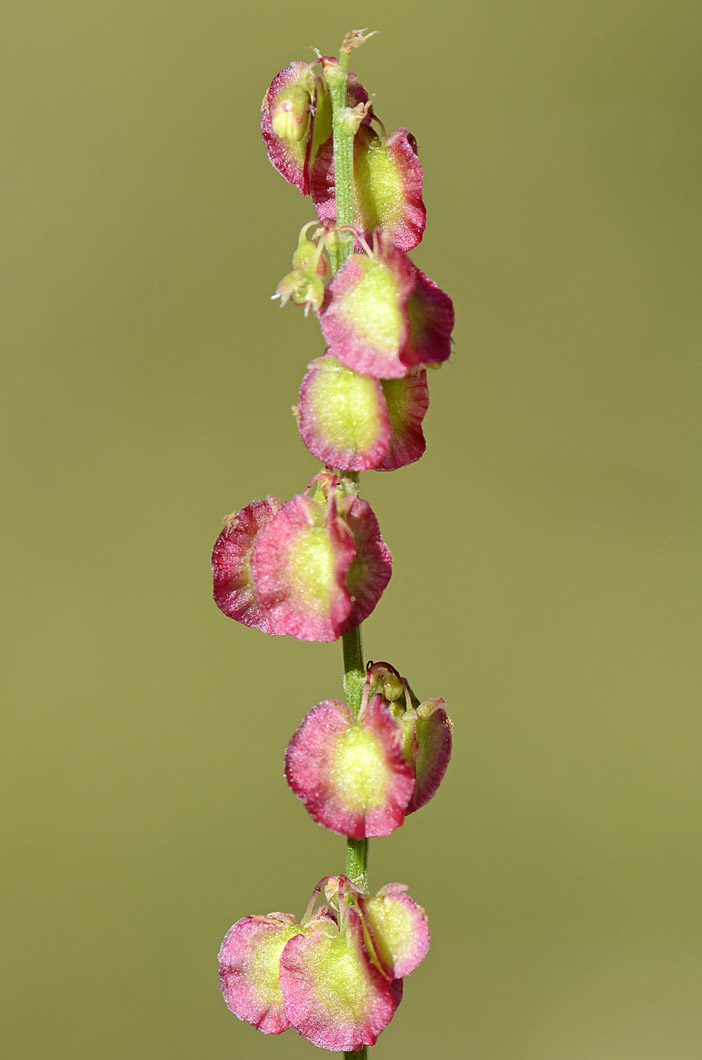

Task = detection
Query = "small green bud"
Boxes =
[292,239,330,281]
[291,274,325,312]
[381,671,405,702]
[274,270,325,314]
[292,239,317,270]
[271,86,311,143]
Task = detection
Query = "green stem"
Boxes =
[342,624,369,890]
[325,59,355,272]
[342,623,365,716]
[345,834,369,886]
[329,47,369,1060]
[342,624,368,1060]
[332,68,368,888]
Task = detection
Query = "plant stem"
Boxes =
[325,58,355,272]
[345,833,369,886]
[342,623,365,716]
[329,44,369,1060]
[332,61,368,891]
[343,622,369,891]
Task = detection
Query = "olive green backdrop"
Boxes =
[3,2,700,1057]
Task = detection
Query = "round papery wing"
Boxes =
[406,698,453,813]
[251,493,355,642]
[337,496,393,634]
[218,914,301,1034]
[284,695,414,839]
[211,496,282,634]
[375,368,430,471]
[399,267,454,371]
[317,244,416,380]
[359,889,430,979]
[261,64,314,194]
[279,906,400,1051]
[297,355,391,471]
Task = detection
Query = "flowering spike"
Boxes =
[284,696,414,838]
[279,905,400,1050]
[311,126,426,251]
[211,497,283,634]
[217,36,455,1053]
[318,231,454,379]
[218,913,301,1034]
[359,884,430,980]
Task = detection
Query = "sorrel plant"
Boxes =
[213,30,455,1057]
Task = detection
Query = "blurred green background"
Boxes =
[2,1,701,1057]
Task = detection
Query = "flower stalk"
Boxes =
[325,56,355,271]
[333,64,370,896]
